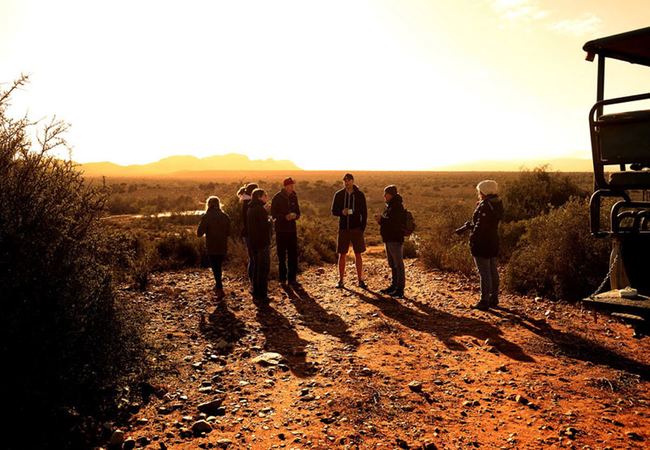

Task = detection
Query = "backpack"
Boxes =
[401,209,415,236]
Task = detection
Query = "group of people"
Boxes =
[197,173,503,309]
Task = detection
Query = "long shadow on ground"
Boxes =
[200,300,248,355]
[354,289,535,363]
[255,302,311,378]
[491,306,650,380]
[282,284,360,348]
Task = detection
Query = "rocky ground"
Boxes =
[108,250,650,450]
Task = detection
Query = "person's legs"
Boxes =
[383,243,396,292]
[276,233,288,283]
[243,237,254,283]
[253,246,271,299]
[350,228,366,285]
[208,254,224,290]
[338,253,346,285]
[472,256,492,309]
[355,254,364,286]
[287,232,298,283]
[488,257,499,306]
[385,242,404,294]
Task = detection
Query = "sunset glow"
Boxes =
[1,0,650,170]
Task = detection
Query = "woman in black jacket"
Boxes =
[247,189,273,302]
[197,196,231,300]
[467,180,504,310]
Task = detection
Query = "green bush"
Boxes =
[501,165,588,222]
[0,77,153,448]
[155,232,208,269]
[504,198,610,300]
[297,218,338,265]
[418,201,476,275]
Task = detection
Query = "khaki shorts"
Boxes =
[337,227,366,254]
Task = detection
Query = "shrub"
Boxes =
[418,201,476,275]
[501,165,588,222]
[504,198,610,300]
[0,77,152,448]
[297,218,338,265]
[155,232,208,269]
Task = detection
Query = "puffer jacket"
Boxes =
[379,194,405,243]
[469,194,504,258]
[197,207,231,255]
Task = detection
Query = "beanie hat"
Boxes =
[384,185,398,197]
[283,177,295,187]
[477,180,498,195]
[245,183,258,195]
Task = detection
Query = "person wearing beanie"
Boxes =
[247,188,273,303]
[241,182,258,284]
[197,196,231,301]
[374,185,406,297]
[465,179,504,310]
[331,173,368,289]
[271,177,301,286]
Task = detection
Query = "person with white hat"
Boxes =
[466,180,504,310]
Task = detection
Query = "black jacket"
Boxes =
[379,194,405,243]
[469,194,504,258]
[241,196,252,238]
[197,207,231,255]
[247,197,272,250]
[271,189,301,233]
[331,185,367,231]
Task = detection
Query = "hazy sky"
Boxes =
[1,0,649,170]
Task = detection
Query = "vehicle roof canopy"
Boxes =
[584,26,650,67]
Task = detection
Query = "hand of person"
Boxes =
[285,213,294,221]
[342,208,348,216]
[264,202,271,211]
[374,214,381,224]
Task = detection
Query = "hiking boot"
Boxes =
[215,288,225,301]
[289,280,301,288]
[470,301,489,311]
[380,286,396,295]
[488,295,499,307]
[389,289,404,298]
[336,280,345,289]
[358,280,368,289]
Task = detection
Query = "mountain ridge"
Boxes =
[78,153,302,177]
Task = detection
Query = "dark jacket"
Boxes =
[379,194,405,243]
[247,197,272,250]
[197,207,231,255]
[331,185,367,231]
[241,196,252,238]
[271,189,301,233]
[469,194,504,258]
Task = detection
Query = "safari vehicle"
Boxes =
[581,26,650,337]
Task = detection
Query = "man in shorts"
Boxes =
[331,173,368,289]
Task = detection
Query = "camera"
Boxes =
[455,221,472,235]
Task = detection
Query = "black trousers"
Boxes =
[208,254,225,289]
[276,232,298,282]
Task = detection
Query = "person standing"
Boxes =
[331,173,368,289]
[241,183,258,284]
[271,177,301,285]
[374,185,406,297]
[197,196,231,300]
[466,180,504,310]
[247,188,273,302]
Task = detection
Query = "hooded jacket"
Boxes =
[197,207,231,255]
[379,194,405,243]
[271,189,301,233]
[247,197,273,250]
[331,185,367,231]
[469,194,504,258]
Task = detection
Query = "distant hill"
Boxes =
[431,158,593,172]
[79,153,302,177]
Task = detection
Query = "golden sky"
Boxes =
[1,0,649,170]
